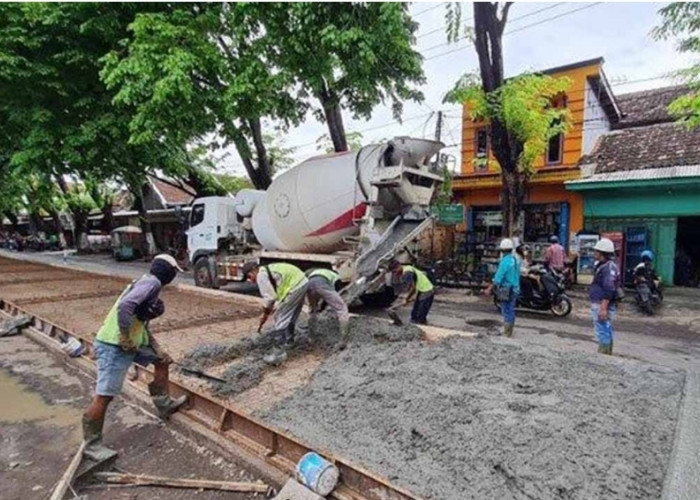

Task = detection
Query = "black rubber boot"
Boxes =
[82,414,118,461]
[148,382,188,419]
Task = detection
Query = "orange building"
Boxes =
[453,57,621,254]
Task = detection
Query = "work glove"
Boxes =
[119,334,137,353]
[136,299,165,321]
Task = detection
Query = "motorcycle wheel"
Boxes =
[550,296,572,317]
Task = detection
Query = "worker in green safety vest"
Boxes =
[244,261,309,364]
[82,254,187,458]
[388,260,435,324]
[306,268,351,348]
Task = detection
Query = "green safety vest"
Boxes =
[308,268,340,287]
[266,263,306,301]
[95,285,149,348]
[403,265,434,293]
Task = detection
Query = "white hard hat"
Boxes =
[153,253,184,272]
[499,238,514,251]
[593,238,615,254]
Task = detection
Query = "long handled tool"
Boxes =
[387,304,404,326]
[174,362,227,384]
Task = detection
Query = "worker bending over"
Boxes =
[389,260,435,324]
[245,262,308,349]
[306,268,351,347]
[83,255,187,454]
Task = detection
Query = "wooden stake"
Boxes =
[50,441,86,500]
[93,472,270,493]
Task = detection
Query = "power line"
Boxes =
[425,2,604,61]
[413,2,447,18]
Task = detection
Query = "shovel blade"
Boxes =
[388,310,404,326]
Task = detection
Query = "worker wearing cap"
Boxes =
[389,261,435,324]
[245,262,308,349]
[83,254,187,454]
[590,238,620,355]
[306,268,351,347]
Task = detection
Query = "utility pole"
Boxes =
[434,110,443,142]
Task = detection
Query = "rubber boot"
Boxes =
[336,321,351,351]
[597,344,606,354]
[503,324,514,338]
[283,323,296,347]
[82,414,117,462]
[609,341,614,355]
[148,382,188,419]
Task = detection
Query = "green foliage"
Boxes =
[262,134,297,176]
[214,174,253,195]
[445,72,573,174]
[316,132,364,154]
[653,3,700,128]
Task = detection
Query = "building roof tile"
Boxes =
[615,84,694,128]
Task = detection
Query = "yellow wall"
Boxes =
[460,62,601,175]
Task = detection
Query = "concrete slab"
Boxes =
[662,369,700,500]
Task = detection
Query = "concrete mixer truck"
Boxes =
[186,136,445,305]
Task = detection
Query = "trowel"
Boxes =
[387,305,404,326]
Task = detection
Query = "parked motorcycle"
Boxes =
[634,281,663,315]
[494,264,572,317]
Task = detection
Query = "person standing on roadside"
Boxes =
[589,238,620,355]
[485,238,521,337]
[83,254,187,456]
[306,268,351,348]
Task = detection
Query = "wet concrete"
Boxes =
[262,336,685,500]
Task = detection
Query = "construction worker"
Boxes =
[83,254,187,456]
[306,268,351,347]
[245,262,308,359]
[388,261,435,324]
[485,238,521,337]
[590,238,620,355]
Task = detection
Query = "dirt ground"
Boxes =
[262,336,685,500]
[0,335,269,500]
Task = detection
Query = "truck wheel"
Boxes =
[360,287,397,308]
[193,257,218,289]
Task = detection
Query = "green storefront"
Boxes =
[566,167,700,286]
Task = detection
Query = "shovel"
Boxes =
[387,305,404,326]
[175,363,227,384]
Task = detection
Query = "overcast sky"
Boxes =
[218,2,695,176]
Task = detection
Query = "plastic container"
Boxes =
[61,337,84,358]
[296,452,339,496]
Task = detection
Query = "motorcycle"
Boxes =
[634,280,663,315]
[494,264,572,317]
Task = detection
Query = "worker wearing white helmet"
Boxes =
[485,238,521,337]
[589,238,620,355]
[83,254,187,457]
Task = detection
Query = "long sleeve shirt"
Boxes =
[256,267,278,309]
[545,243,566,270]
[493,254,521,294]
[589,260,620,303]
[117,274,161,334]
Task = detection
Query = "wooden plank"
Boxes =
[94,472,270,493]
[49,441,86,500]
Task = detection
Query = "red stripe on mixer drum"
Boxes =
[305,204,367,237]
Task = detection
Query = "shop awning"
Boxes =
[566,164,700,191]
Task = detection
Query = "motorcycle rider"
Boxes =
[634,250,661,313]
[545,235,566,272]
[516,244,540,303]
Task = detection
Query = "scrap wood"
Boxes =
[93,472,270,493]
[49,441,86,500]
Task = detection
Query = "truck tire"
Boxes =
[193,257,219,289]
[360,287,397,308]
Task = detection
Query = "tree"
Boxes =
[653,3,700,127]
[260,3,425,152]
[316,131,364,154]
[101,4,306,190]
[445,3,572,236]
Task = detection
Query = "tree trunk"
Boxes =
[49,210,68,249]
[248,117,273,178]
[501,169,525,237]
[28,212,42,236]
[318,83,348,152]
[135,184,157,257]
[74,211,90,253]
[228,124,272,190]
[101,202,114,235]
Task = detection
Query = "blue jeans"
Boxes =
[411,291,434,324]
[591,303,617,347]
[94,340,158,397]
[501,292,518,326]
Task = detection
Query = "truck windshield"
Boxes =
[191,204,205,226]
